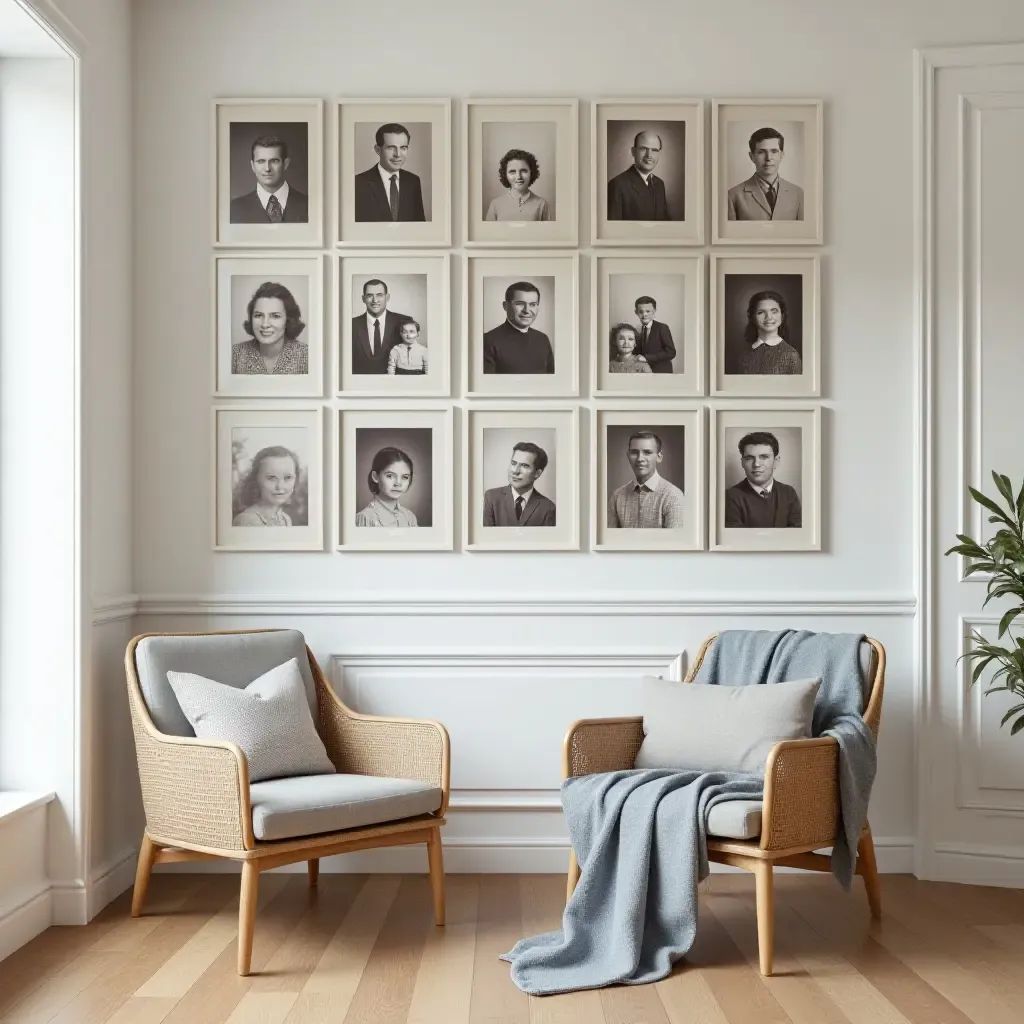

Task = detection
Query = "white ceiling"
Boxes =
[0,0,64,57]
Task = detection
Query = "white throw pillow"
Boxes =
[633,676,821,774]
[167,658,336,783]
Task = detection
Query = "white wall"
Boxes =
[123,0,1024,876]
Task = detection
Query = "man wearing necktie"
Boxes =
[724,431,802,528]
[229,135,310,224]
[607,130,672,221]
[353,122,427,222]
[633,295,677,374]
[350,278,414,375]
[727,127,804,221]
[482,442,557,527]
[607,431,685,528]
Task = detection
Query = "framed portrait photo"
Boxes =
[592,99,705,246]
[214,98,323,248]
[594,406,705,551]
[710,405,821,552]
[337,407,453,551]
[711,253,819,397]
[214,254,324,397]
[464,98,578,247]
[593,253,704,397]
[465,406,579,551]
[213,406,323,551]
[338,252,450,398]
[464,252,578,398]
[337,98,451,248]
[712,99,823,245]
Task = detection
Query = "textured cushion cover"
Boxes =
[633,676,821,773]
[134,630,318,737]
[167,658,335,783]
[705,799,763,840]
[249,774,443,841]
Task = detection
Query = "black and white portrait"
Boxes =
[349,275,426,376]
[215,407,323,551]
[593,101,704,245]
[712,255,819,396]
[338,408,453,550]
[722,426,803,529]
[466,100,578,246]
[711,407,819,551]
[482,276,555,376]
[605,424,686,530]
[606,274,684,376]
[606,120,685,222]
[353,121,431,223]
[595,408,704,551]
[353,427,433,529]
[215,256,322,397]
[216,100,323,247]
[481,428,557,528]
[714,101,822,244]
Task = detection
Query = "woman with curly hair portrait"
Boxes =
[739,289,802,375]
[231,280,309,375]
[484,148,551,222]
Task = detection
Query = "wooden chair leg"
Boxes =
[237,862,259,976]
[566,848,580,903]
[426,828,445,927]
[754,860,775,977]
[131,833,158,918]
[858,827,883,919]
[307,858,319,887]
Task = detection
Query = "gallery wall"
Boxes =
[116,0,1024,878]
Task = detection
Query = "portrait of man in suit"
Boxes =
[724,431,802,528]
[229,134,309,224]
[727,127,804,222]
[633,295,677,374]
[607,131,671,221]
[608,430,685,528]
[351,278,413,375]
[482,441,556,528]
[483,281,555,375]
[354,123,427,223]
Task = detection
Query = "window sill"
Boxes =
[0,791,56,826]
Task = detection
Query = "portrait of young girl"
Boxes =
[608,322,652,374]
[738,289,802,375]
[355,446,420,527]
[231,443,308,527]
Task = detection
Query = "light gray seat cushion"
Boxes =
[706,799,762,840]
[134,630,317,737]
[249,773,443,841]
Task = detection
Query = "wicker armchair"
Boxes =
[563,633,885,978]
[125,629,450,975]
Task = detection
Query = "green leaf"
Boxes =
[1011,715,1024,736]
[993,471,1016,508]
[999,607,1023,638]
[1001,703,1024,727]
[970,486,1015,527]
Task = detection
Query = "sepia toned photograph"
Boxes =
[713,99,823,244]
[214,99,323,247]
[465,406,579,550]
[593,254,704,397]
[465,99,578,247]
[594,407,705,551]
[213,406,323,551]
[214,254,323,397]
[710,406,820,551]
[337,407,452,550]
[339,253,450,397]
[465,253,578,398]
[593,100,705,246]
[711,254,819,396]
[337,99,451,247]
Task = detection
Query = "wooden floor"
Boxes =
[2,872,1024,1023]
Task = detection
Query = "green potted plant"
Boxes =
[947,471,1024,734]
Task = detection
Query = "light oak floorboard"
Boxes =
[102,997,180,1024]
[469,875,530,1024]
[223,992,299,1024]
[655,969,731,1024]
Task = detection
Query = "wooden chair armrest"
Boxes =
[129,710,253,852]
[317,684,450,813]
[563,717,644,779]
[760,736,839,852]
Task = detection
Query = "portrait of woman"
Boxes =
[355,446,419,527]
[739,290,802,375]
[231,281,309,376]
[608,323,652,374]
[232,444,303,527]
[485,149,551,222]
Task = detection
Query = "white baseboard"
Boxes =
[51,847,139,925]
[929,842,1024,887]
[0,885,51,962]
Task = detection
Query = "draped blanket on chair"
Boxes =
[500,629,877,995]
